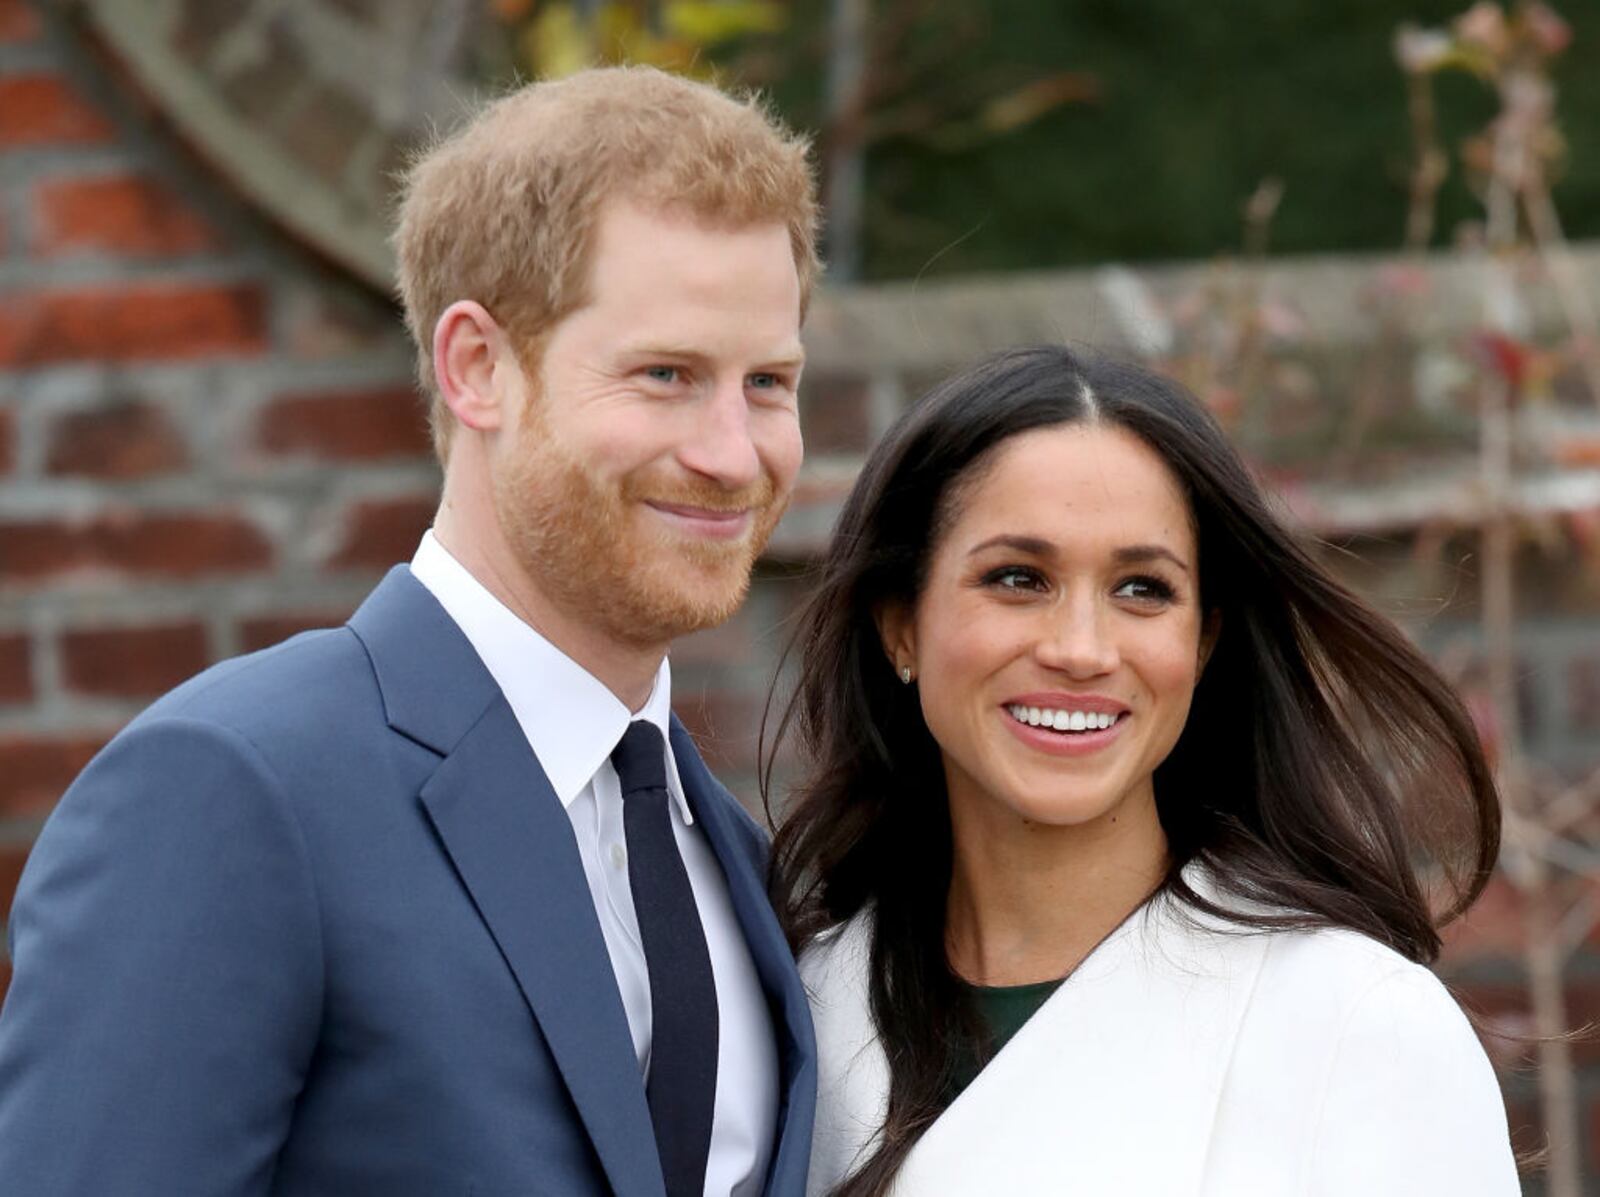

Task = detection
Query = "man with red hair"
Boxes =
[0,66,819,1197]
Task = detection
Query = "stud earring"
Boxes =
[899,665,914,685]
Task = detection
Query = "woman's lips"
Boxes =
[1000,704,1130,757]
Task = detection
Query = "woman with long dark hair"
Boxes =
[767,346,1517,1195]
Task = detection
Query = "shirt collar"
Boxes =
[409,530,690,822]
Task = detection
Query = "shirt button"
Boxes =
[610,843,626,870]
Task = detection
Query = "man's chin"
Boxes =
[630,563,752,637]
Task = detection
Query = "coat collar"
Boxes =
[671,721,818,1197]
[351,568,816,1197]
[351,568,666,1197]
[808,867,1272,1197]
[348,566,501,756]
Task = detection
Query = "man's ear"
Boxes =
[433,300,515,435]
[1197,609,1222,676]
[874,599,918,683]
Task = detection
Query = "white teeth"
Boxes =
[1007,705,1121,733]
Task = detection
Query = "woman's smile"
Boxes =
[881,421,1212,832]
[1001,705,1129,755]
[999,693,1131,756]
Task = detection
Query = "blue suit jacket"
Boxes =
[0,568,817,1196]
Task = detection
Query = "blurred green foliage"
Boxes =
[487,1,1600,281]
[765,0,1600,280]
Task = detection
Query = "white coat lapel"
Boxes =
[893,892,1272,1197]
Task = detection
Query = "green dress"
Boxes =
[946,976,1066,1102]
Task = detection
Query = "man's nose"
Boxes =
[678,378,762,491]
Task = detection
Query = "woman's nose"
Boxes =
[1034,597,1120,678]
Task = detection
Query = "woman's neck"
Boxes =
[943,787,1169,987]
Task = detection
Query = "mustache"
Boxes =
[623,474,778,513]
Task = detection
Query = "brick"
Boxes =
[60,620,210,698]
[0,74,113,148]
[33,174,219,258]
[0,732,109,818]
[1446,974,1600,1073]
[1553,435,1600,468]
[1439,979,1534,1073]
[0,632,32,703]
[0,406,13,474]
[279,283,398,360]
[238,610,348,654]
[0,511,273,585]
[673,684,764,775]
[326,496,435,570]
[0,0,41,42]
[1569,654,1600,732]
[281,83,366,179]
[1584,1093,1600,1179]
[1497,1094,1541,1164]
[1439,873,1526,966]
[45,401,188,479]
[0,842,27,928]
[0,283,266,367]
[257,385,430,461]
[799,373,873,455]
[672,612,755,669]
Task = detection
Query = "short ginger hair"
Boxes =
[394,65,819,460]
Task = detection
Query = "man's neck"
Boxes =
[431,508,665,713]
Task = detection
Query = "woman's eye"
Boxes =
[983,566,1046,593]
[1113,575,1176,602]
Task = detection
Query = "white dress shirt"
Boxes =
[410,531,778,1197]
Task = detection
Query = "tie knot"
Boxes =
[611,720,668,797]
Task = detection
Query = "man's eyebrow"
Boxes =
[620,343,806,369]
[965,535,1191,574]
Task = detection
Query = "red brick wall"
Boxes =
[0,0,793,1010]
[0,0,439,970]
[0,5,1591,1184]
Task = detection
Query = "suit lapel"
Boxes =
[352,569,665,1197]
[894,889,1271,1196]
[670,720,817,1197]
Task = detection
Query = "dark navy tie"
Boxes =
[611,721,718,1197]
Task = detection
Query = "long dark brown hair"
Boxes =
[764,346,1501,1196]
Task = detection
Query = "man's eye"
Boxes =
[644,365,679,384]
[748,372,780,389]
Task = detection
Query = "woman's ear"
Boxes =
[1197,609,1222,676]
[874,599,919,684]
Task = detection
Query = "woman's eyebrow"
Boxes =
[966,534,1054,558]
[1112,544,1191,574]
[965,535,1191,575]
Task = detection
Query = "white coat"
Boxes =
[802,871,1520,1196]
